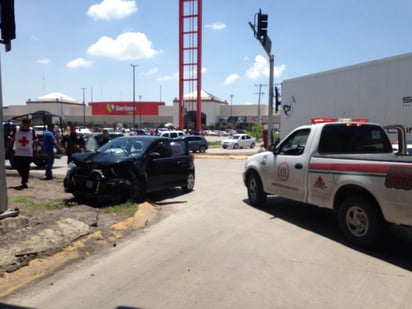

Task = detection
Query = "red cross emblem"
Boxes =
[18,136,30,147]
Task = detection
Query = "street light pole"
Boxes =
[131,64,138,128]
[230,94,233,118]
[139,95,142,127]
[81,87,86,127]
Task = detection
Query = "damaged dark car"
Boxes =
[64,136,195,204]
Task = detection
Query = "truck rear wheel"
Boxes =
[246,172,266,207]
[338,196,384,248]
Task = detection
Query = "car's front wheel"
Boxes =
[182,171,195,193]
[129,178,146,202]
[246,172,266,207]
[233,143,239,149]
[199,145,206,153]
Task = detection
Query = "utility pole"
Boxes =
[230,94,233,117]
[255,84,266,125]
[139,95,142,127]
[131,64,138,128]
[81,87,86,127]
[0,1,18,218]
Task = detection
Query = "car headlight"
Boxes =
[68,161,77,170]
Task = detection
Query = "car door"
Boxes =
[269,128,310,202]
[146,140,175,190]
[146,139,188,190]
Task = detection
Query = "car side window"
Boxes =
[171,141,185,155]
[151,140,172,157]
[278,129,310,156]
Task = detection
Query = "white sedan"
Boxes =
[221,134,256,149]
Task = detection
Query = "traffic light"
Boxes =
[275,86,281,113]
[0,0,16,52]
[257,12,268,43]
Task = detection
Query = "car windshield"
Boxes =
[232,135,241,140]
[97,137,148,157]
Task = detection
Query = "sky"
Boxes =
[1,0,412,106]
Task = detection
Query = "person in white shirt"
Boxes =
[6,118,39,190]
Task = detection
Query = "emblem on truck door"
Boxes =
[314,176,327,190]
[277,162,289,181]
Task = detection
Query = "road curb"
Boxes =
[0,202,158,299]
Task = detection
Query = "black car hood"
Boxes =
[71,151,135,167]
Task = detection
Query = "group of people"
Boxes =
[6,120,89,190]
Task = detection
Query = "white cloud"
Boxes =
[274,64,286,79]
[205,22,226,30]
[37,58,50,64]
[66,58,93,69]
[224,73,239,85]
[87,0,137,21]
[157,72,179,82]
[145,67,158,76]
[245,55,269,80]
[87,32,160,61]
[245,55,286,80]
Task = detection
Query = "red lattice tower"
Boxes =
[178,0,202,131]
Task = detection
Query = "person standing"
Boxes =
[6,118,39,190]
[61,124,85,164]
[98,129,111,147]
[41,123,63,180]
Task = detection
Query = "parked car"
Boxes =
[159,130,185,138]
[64,136,195,204]
[176,135,208,153]
[221,134,256,149]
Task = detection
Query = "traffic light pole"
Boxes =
[249,9,275,148]
[267,54,274,148]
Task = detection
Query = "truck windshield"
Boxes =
[318,124,393,154]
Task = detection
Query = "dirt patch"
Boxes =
[0,171,137,276]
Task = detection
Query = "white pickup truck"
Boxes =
[243,120,412,247]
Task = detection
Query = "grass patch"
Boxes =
[208,141,221,147]
[101,200,138,220]
[9,196,72,210]
[9,196,138,220]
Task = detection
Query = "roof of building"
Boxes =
[183,89,225,103]
[34,92,78,103]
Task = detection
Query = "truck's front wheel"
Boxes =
[338,196,384,248]
[246,172,266,207]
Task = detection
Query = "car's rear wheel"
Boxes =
[246,172,266,207]
[199,145,206,153]
[182,171,195,193]
[338,196,384,248]
[250,142,255,149]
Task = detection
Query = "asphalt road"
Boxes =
[5,158,412,308]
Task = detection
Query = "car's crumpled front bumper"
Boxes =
[64,163,131,198]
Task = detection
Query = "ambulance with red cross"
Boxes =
[243,118,412,247]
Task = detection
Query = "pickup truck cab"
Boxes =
[243,121,412,247]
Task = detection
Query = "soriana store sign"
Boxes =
[90,101,163,116]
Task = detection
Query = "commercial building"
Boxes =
[3,90,279,130]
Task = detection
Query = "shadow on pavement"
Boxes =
[244,196,412,271]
